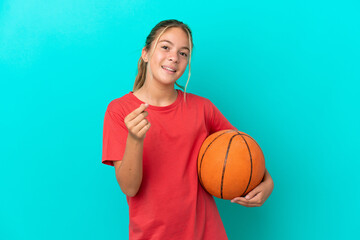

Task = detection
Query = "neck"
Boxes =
[134,81,178,107]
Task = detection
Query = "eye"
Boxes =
[180,52,188,57]
[161,45,169,50]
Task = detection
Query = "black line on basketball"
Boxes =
[198,130,236,188]
[239,135,253,197]
[236,131,265,179]
[236,131,262,150]
[220,132,242,199]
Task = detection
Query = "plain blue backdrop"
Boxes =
[1,0,359,239]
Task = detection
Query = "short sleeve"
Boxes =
[207,100,237,134]
[102,110,128,166]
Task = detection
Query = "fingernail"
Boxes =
[144,103,149,107]
[245,195,250,200]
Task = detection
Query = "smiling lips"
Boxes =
[162,65,177,73]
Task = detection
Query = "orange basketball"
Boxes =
[197,130,265,200]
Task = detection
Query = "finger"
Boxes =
[137,122,151,137]
[231,197,249,204]
[126,103,149,122]
[131,111,149,127]
[133,118,149,134]
[233,201,259,207]
[244,187,262,200]
[230,198,260,207]
[231,197,247,202]
[231,195,259,204]
[237,195,263,206]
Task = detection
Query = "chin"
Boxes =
[158,76,179,85]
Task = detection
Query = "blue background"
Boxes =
[1,0,359,239]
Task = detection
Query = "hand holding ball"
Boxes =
[197,130,265,200]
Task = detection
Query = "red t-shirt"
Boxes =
[102,89,237,240]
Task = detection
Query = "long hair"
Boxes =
[133,19,193,99]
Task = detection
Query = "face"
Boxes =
[142,27,190,87]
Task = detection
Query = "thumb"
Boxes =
[244,188,260,200]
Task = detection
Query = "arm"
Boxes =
[114,136,144,197]
[262,168,274,188]
[231,168,274,207]
[114,103,151,197]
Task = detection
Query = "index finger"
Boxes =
[127,103,149,121]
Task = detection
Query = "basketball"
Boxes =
[197,130,265,200]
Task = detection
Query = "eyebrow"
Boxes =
[159,40,190,51]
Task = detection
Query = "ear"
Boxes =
[141,47,149,62]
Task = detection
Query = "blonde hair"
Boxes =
[133,20,194,101]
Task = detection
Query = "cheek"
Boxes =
[149,57,161,70]
[179,61,188,72]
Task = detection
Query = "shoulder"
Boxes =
[180,91,218,122]
[183,91,217,114]
[105,92,136,116]
[183,91,213,106]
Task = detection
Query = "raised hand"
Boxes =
[124,103,151,141]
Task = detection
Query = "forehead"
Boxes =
[158,27,190,48]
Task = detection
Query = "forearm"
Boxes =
[262,168,274,188]
[116,135,144,197]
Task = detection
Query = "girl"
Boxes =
[102,19,274,240]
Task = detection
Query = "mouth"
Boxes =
[161,65,177,73]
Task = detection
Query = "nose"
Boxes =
[168,51,179,63]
